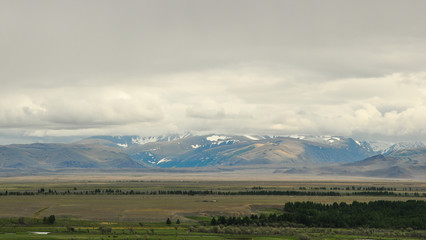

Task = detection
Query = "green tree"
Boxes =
[176,219,180,224]
[43,215,56,224]
[48,215,55,224]
[166,218,171,225]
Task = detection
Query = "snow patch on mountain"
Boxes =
[288,135,344,144]
[157,158,172,164]
[211,140,239,145]
[132,136,159,145]
[367,141,394,153]
[206,135,229,141]
[129,134,191,145]
[290,135,306,140]
[384,141,425,154]
[191,144,202,149]
[117,143,128,148]
[244,135,259,140]
[367,141,425,154]
[179,132,191,139]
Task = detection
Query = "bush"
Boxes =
[298,233,311,240]
[98,226,112,234]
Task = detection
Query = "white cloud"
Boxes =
[1,67,426,142]
[1,66,426,142]
[1,1,426,143]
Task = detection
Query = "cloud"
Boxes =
[0,87,164,129]
[1,62,426,142]
[1,1,426,143]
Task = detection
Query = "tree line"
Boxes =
[1,188,425,197]
[211,200,426,229]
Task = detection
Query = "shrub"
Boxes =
[298,233,311,240]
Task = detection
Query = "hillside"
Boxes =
[0,134,374,170]
[1,134,425,179]
[0,143,146,169]
[100,134,375,168]
[276,148,426,179]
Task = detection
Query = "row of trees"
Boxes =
[211,200,426,229]
[166,218,180,225]
[198,225,426,238]
[2,189,424,197]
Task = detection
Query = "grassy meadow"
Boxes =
[0,179,425,239]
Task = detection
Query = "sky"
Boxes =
[1,0,426,144]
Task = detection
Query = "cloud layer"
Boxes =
[1,1,426,143]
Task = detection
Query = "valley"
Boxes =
[0,179,425,239]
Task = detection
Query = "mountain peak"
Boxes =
[367,140,425,155]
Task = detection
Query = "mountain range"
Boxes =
[0,134,425,179]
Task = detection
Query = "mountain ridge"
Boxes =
[1,134,425,178]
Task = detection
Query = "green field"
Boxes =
[0,179,425,239]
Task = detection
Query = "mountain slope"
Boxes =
[367,141,425,155]
[3,134,423,177]
[0,143,146,169]
[277,148,426,179]
[116,134,376,167]
[0,134,376,170]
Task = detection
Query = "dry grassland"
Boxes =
[0,188,424,222]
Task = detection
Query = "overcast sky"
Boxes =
[1,0,426,144]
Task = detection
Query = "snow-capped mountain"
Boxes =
[84,133,192,148]
[125,134,247,167]
[366,140,425,155]
[1,134,425,178]
[288,135,345,144]
[382,141,425,155]
[95,134,376,167]
[287,135,374,152]
[287,136,425,155]
[73,134,381,167]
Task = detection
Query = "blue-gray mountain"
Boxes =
[277,150,426,179]
[0,134,425,178]
[120,135,376,167]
